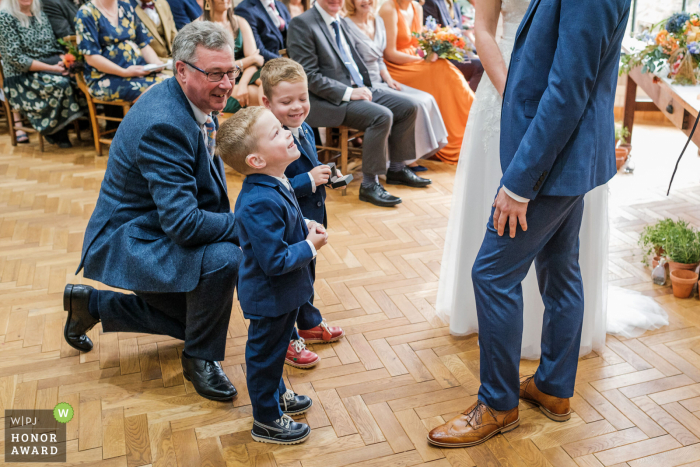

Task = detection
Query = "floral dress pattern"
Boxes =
[75,0,166,101]
[0,11,86,135]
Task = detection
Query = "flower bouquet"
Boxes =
[620,12,700,85]
[413,16,472,62]
[57,38,85,74]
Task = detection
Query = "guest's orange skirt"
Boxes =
[387,58,474,164]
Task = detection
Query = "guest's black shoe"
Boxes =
[409,165,428,173]
[181,355,237,401]
[359,183,402,207]
[279,389,312,415]
[386,166,432,187]
[251,415,311,445]
[63,284,99,352]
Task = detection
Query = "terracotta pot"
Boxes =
[615,147,629,170]
[671,270,698,298]
[668,261,699,273]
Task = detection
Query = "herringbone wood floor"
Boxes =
[1,120,700,467]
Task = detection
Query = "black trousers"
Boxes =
[95,242,241,361]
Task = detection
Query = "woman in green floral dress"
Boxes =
[0,0,86,147]
[75,0,167,102]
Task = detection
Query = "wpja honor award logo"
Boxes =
[4,403,69,463]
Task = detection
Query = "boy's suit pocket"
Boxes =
[523,99,540,119]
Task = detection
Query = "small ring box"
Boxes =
[325,162,353,189]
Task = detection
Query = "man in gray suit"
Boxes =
[287,0,430,208]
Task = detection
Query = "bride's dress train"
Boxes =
[436,0,667,359]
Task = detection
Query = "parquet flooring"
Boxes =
[1,120,700,467]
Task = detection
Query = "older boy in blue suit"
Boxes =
[218,106,327,445]
[64,23,241,403]
[235,0,291,63]
[428,0,632,448]
[260,58,345,370]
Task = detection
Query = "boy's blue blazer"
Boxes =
[235,173,315,317]
[284,122,326,225]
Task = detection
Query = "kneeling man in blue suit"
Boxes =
[64,22,242,402]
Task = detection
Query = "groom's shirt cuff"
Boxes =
[503,186,529,203]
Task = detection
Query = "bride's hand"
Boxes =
[492,187,528,238]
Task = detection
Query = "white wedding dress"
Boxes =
[436,0,668,359]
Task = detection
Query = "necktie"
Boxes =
[205,116,216,159]
[267,1,286,31]
[331,21,365,87]
[296,128,315,159]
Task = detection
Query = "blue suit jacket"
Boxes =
[77,77,237,293]
[500,0,631,199]
[235,0,290,63]
[165,0,200,30]
[235,174,315,317]
[422,0,461,29]
[284,123,325,225]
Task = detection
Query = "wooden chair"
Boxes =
[0,57,44,151]
[64,36,131,156]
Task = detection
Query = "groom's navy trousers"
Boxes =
[472,193,585,411]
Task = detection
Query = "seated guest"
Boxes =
[281,0,304,18]
[75,0,168,102]
[379,0,474,164]
[202,0,264,111]
[288,0,430,208]
[0,0,86,148]
[345,0,448,162]
[422,0,483,92]
[219,107,318,445]
[166,0,200,29]
[64,22,242,402]
[43,0,85,38]
[235,0,291,63]
[131,0,178,60]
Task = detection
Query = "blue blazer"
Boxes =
[284,123,326,225]
[499,0,631,199]
[422,0,461,29]
[235,174,315,317]
[165,0,201,30]
[77,77,237,293]
[235,0,290,63]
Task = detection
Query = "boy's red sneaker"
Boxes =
[285,338,320,369]
[297,319,345,344]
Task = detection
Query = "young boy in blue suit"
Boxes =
[260,58,345,370]
[217,107,328,445]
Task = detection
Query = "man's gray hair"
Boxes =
[172,21,235,65]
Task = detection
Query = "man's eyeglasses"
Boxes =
[183,61,241,82]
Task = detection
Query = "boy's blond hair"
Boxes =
[260,58,307,99]
[216,107,269,175]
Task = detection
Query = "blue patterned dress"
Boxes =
[75,0,166,101]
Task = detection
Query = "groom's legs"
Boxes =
[472,193,585,411]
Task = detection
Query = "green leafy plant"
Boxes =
[638,218,676,266]
[615,123,630,145]
[664,220,700,265]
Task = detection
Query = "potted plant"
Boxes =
[615,123,630,170]
[638,218,675,267]
[665,220,700,273]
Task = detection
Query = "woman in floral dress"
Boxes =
[0,0,86,147]
[75,0,167,102]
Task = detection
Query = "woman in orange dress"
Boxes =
[379,0,474,164]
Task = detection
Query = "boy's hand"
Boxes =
[307,229,328,250]
[310,165,332,186]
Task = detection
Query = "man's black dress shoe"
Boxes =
[279,389,313,415]
[181,355,238,401]
[386,166,432,188]
[63,284,99,352]
[359,183,402,207]
[251,415,310,444]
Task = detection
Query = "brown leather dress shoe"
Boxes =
[427,400,519,448]
[519,375,571,422]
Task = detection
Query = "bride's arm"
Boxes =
[474,0,507,96]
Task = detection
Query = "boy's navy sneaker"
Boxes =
[280,389,313,415]
[251,415,311,444]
